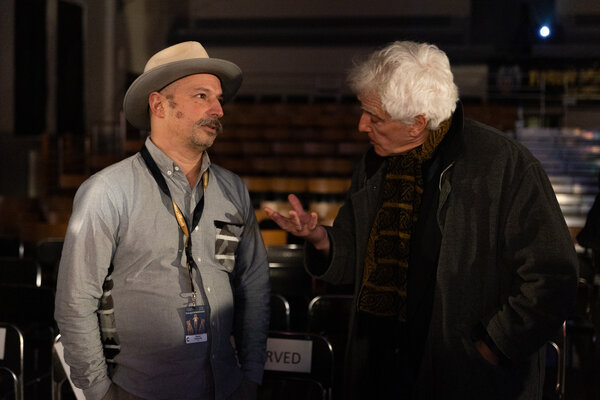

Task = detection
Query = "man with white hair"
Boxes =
[55,42,270,400]
[266,41,578,399]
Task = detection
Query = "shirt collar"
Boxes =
[144,137,212,188]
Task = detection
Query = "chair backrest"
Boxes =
[35,238,65,288]
[0,285,56,328]
[307,295,353,337]
[0,235,24,258]
[35,238,64,269]
[259,375,325,400]
[268,245,313,330]
[266,244,304,264]
[545,320,566,400]
[0,258,42,287]
[263,331,335,400]
[0,323,25,400]
[307,294,353,383]
[270,294,291,331]
[0,367,19,400]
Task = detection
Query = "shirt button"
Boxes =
[195,226,199,231]
[167,170,172,176]
[207,287,211,292]
[197,257,202,263]
[175,166,180,171]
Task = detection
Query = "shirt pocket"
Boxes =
[214,220,244,272]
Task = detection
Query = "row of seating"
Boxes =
[212,140,368,157]
[222,102,361,129]
[0,241,577,400]
[516,127,600,239]
[212,156,356,177]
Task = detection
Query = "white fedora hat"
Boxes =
[123,41,242,131]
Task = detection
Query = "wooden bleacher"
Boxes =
[9,100,600,250]
[516,127,600,245]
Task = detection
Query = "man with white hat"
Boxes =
[55,42,270,400]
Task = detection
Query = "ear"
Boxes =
[409,114,428,136]
[148,92,166,118]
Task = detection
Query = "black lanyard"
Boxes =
[140,144,208,305]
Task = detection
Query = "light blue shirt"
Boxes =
[55,138,270,400]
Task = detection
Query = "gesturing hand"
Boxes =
[264,194,318,237]
[263,194,330,252]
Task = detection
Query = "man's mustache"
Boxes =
[197,118,223,135]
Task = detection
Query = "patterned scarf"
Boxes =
[358,118,452,320]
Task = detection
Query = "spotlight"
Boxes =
[539,25,551,38]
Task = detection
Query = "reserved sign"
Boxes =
[265,337,312,373]
[0,327,5,360]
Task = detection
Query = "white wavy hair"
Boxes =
[348,41,459,130]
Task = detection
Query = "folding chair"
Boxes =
[266,244,305,265]
[0,235,24,259]
[270,294,291,331]
[545,320,567,400]
[35,238,64,288]
[0,257,42,287]
[307,295,353,346]
[268,245,313,330]
[261,331,335,400]
[0,367,19,400]
[0,285,56,399]
[0,322,25,400]
[307,295,353,398]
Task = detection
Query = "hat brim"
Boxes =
[123,58,242,131]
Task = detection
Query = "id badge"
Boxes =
[184,305,208,344]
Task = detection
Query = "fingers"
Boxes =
[288,194,307,216]
[263,207,290,229]
[263,194,321,238]
[308,212,318,230]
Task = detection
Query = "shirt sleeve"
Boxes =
[230,187,270,384]
[54,175,120,400]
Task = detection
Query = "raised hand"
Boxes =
[263,194,330,253]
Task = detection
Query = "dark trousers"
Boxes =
[354,313,410,400]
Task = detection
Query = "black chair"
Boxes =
[545,321,567,400]
[307,295,353,348]
[260,331,335,400]
[0,235,24,259]
[270,293,291,331]
[307,294,353,400]
[0,322,25,400]
[0,284,56,400]
[0,366,20,400]
[267,245,314,330]
[266,244,305,264]
[35,238,64,288]
[0,258,42,287]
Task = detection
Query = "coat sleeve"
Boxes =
[54,176,118,400]
[485,162,579,361]
[305,162,365,286]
